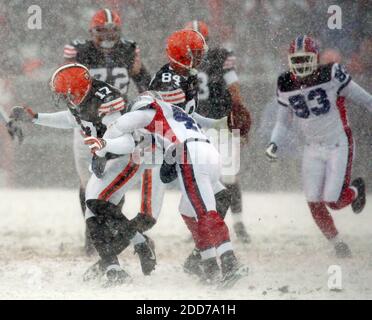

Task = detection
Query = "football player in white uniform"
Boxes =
[266,35,372,257]
[184,20,252,244]
[87,91,249,288]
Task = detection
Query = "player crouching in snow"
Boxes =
[86,91,249,288]
[9,64,156,286]
[266,35,371,257]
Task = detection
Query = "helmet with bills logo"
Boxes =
[288,35,319,78]
[90,8,122,49]
[50,63,92,107]
[166,29,208,75]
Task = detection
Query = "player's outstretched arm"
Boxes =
[341,80,372,113]
[105,109,155,139]
[192,112,228,130]
[10,106,78,129]
[266,104,293,161]
[227,82,252,142]
[130,46,152,92]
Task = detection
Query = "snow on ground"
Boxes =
[0,188,371,300]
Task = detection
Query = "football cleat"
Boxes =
[103,264,131,287]
[219,251,249,289]
[134,235,157,275]
[334,241,352,258]
[351,178,366,214]
[200,257,221,285]
[183,248,204,278]
[233,222,251,244]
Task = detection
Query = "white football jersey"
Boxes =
[277,63,352,144]
[128,95,207,151]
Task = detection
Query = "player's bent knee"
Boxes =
[86,199,137,241]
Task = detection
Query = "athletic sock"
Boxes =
[308,202,339,240]
[130,232,146,245]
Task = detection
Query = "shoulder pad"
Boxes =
[331,63,351,84]
[222,47,234,55]
[277,71,295,92]
[71,39,88,47]
[120,38,136,48]
[315,63,333,83]
[128,95,155,112]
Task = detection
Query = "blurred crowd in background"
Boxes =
[0,0,371,191]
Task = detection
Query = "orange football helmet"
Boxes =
[90,8,122,49]
[50,63,92,107]
[166,29,208,75]
[184,20,209,42]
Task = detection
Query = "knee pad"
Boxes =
[131,213,157,233]
[215,188,232,219]
[86,199,137,246]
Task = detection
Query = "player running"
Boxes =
[266,35,371,257]
[63,8,151,254]
[184,20,252,244]
[87,90,249,288]
[10,64,156,285]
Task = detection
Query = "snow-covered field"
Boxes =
[0,188,371,300]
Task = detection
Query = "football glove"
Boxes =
[265,143,278,162]
[10,106,37,122]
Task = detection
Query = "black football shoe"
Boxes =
[233,221,251,244]
[200,257,221,285]
[183,248,204,278]
[134,235,157,275]
[351,178,366,214]
[334,241,352,258]
[219,251,249,289]
[103,264,131,287]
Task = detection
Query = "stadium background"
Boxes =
[0,0,370,191]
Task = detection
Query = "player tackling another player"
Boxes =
[266,35,371,257]
[86,90,250,288]
[5,6,371,289]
